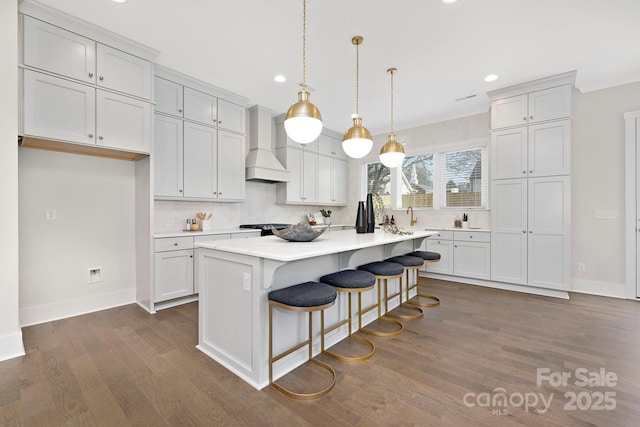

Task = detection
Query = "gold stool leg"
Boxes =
[387,267,424,320]
[360,277,404,337]
[406,260,441,307]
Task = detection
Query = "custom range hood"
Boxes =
[245,105,290,183]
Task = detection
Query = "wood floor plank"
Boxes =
[2,278,640,425]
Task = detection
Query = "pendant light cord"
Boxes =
[302,0,307,90]
[389,68,395,134]
[355,40,359,116]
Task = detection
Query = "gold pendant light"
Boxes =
[284,0,323,144]
[379,67,405,168]
[342,35,373,159]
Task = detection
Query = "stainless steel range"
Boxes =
[239,223,292,236]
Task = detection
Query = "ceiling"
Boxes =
[33,0,640,136]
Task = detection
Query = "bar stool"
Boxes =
[405,250,441,307]
[319,269,377,362]
[384,255,425,320]
[268,281,337,400]
[357,261,405,337]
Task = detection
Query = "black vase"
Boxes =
[366,193,375,233]
[355,201,366,233]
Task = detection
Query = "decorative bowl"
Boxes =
[271,222,328,242]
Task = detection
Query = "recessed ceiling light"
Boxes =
[112,0,127,3]
[484,74,499,82]
[274,74,286,83]
[442,0,459,4]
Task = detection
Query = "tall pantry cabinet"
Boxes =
[488,72,574,290]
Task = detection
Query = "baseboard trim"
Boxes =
[422,273,570,299]
[0,331,25,362]
[570,279,627,299]
[20,287,136,327]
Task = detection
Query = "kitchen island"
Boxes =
[195,227,437,390]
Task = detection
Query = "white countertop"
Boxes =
[195,228,438,262]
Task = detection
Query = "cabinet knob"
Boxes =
[469,235,473,238]
[530,115,534,119]
[98,136,104,140]
[218,192,222,196]
[174,243,178,246]
[99,76,104,81]
[179,189,183,192]
[529,230,533,233]
[523,117,527,121]
[88,133,94,138]
[190,255,193,258]
[88,72,94,78]
[178,109,183,113]
[454,245,458,248]
[529,170,533,174]
[218,120,222,124]
[522,171,526,174]
[522,230,526,233]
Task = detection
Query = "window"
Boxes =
[363,144,487,210]
[366,162,391,207]
[401,154,434,208]
[439,148,486,208]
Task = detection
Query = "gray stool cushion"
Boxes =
[320,270,376,289]
[407,251,441,261]
[385,255,424,267]
[269,281,337,307]
[358,261,404,276]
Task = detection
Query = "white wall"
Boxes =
[571,81,640,297]
[346,112,491,229]
[18,148,137,325]
[0,0,24,361]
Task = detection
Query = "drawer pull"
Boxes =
[469,235,473,238]
[88,72,94,78]
[174,242,178,246]
[99,76,104,81]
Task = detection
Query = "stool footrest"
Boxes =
[406,293,441,307]
[270,358,336,400]
[323,334,375,362]
[386,303,424,320]
[361,316,404,337]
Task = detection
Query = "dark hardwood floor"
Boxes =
[1,279,639,426]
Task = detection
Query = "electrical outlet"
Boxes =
[164,219,174,226]
[577,262,586,272]
[88,267,103,284]
[595,209,618,220]
[45,208,57,220]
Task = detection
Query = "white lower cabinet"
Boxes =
[423,230,490,279]
[155,249,193,303]
[491,176,570,290]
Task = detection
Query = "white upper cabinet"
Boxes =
[491,85,571,130]
[183,122,218,199]
[217,99,246,134]
[23,69,95,145]
[491,120,570,179]
[154,115,184,197]
[184,87,217,126]
[155,77,184,117]
[96,90,151,153]
[216,131,245,200]
[96,44,152,100]
[318,133,347,159]
[23,16,96,84]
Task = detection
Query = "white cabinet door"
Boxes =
[183,122,218,198]
[491,127,527,179]
[23,70,95,145]
[217,99,245,134]
[453,241,491,279]
[285,148,304,202]
[490,94,528,129]
[302,149,318,203]
[96,44,152,100]
[491,179,528,284]
[154,115,184,197]
[425,239,454,275]
[528,120,570,177]
[217,131,245,200]
[333,158,347,204]
[528,85,571,124]
[155,249,193,302]
[183,87,217,126]
[23,16,96,84]
[318,155,332,203]
[155,77,183,117]
[96,90,151,153]
[528,176,570,289]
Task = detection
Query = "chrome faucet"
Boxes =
[407,206,417,226]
